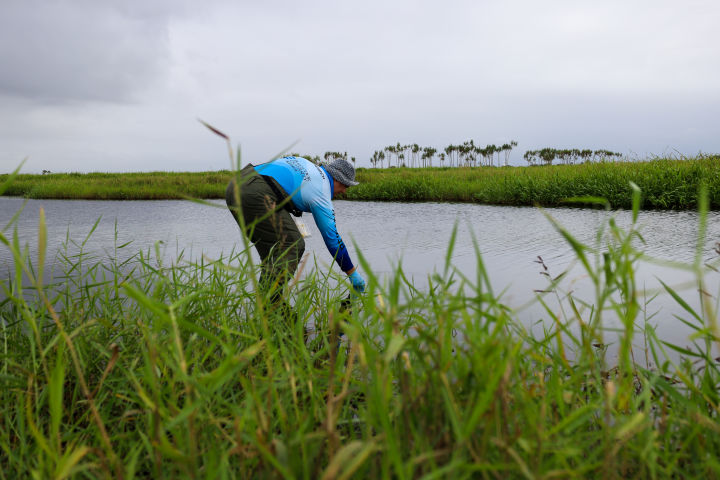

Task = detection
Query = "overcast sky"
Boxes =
[1,0,718,173]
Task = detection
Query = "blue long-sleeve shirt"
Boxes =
[254,156,355,272]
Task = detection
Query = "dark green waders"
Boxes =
[225,164,305,313]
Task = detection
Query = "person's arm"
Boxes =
[309,198,355,273]
[301,167,366,292]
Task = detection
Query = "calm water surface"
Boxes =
[2,197,719,351]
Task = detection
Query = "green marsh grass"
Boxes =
[350,155,720,209]
[3,155,720,210]
[2,164,720,478]
[0,171,231,200]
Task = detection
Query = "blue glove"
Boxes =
[348,270,366,293]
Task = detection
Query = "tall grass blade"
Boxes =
[197,118,229,140]
[37,207,46,287]
[0,159,25,196]
[49,343,66,447]
[658,279,702,323]
[629,181,641,223]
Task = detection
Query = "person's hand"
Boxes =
[348,270,366,294]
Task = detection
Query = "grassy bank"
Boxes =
[351,155,720,209]
[2,178,720,478]
[0,171,231,200]
[2,155,719,209]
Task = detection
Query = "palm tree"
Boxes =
[458,140,474,167]
[422,147,437,168]
[444,145,453,167]
[458,143,468,167]
[570,148,580,165]
[478,146,489,166]
[401,144,411,167]
[411,143,420,168]
[385,145,397,167]
[539,148,555,166]
[523,150,534,165]
[501,140,517,166]
[445,144,460,167]
[482,145,494,167]
[324,151,346,164]
[473,145,481,167]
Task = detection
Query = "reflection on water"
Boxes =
[2,196,719,351]
[2,197,719,288]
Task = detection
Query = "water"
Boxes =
[2,196,719,355]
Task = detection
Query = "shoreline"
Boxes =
[2,155,719,209]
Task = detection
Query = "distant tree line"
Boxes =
[368,141,519,169]
[292,144,624,169]
[523,148,623,166]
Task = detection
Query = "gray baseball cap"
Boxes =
[325,158,359,187]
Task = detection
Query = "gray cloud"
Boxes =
[0,0,179,103]
[0,0,719,174]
